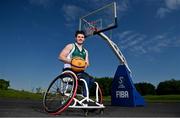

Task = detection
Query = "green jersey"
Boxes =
[64,43,87,68]
[71,43,86,60]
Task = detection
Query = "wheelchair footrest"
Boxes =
[69,105,105,109]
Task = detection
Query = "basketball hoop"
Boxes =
[82,19,102,36]
[79,2,117,37]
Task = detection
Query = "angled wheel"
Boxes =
[43,71,78,115]
[84,109,88,117]
[97,84,103,104]
[82,81,103,113]
[90,82,103,113]
[90,82,103,105]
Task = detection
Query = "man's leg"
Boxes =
[78,72,95,97]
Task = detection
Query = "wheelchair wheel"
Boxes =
[90,84,103,113]
[90,82,103,104]
[97,85,103,104]
[83,82,103,114]
[43,71,78,115]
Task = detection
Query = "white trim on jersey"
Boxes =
[64,43,75,69]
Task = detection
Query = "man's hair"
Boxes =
[75,30,85,37]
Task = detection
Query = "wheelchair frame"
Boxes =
[43,70,105,116]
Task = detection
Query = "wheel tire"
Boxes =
[88,85,103,112]
[43,71,78,115]
[99,109,104,115]
[84,110,88,117]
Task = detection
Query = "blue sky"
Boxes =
[0,0,180,91]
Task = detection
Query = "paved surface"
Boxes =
[0,99,180,117]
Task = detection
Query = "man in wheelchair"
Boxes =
[59,30,95,97]
[43,30,104,116]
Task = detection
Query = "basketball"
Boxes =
[71,57,86,72]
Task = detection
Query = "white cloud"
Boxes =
[156,7,170,18]
[28,0,52,8]
[117,30,133,41]
[130,45,147,54]
[118,0,130,12]
[165,0,180,10]
[157,0,180,18]
[61,4,85,27]
[117,31,147,53]
[121,33,139,45]
[168,36,180,47]
[123,34,146,49]
[146,34,168,52]
[117,31,180,55]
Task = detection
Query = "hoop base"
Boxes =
[111,65,146,106]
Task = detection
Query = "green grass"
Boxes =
[0,89,43,100]
[103,95,180,103]
[144,95,180,102]
[1,89,180,102]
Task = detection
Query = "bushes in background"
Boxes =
[156,79,180,95]
[0,79,10,90]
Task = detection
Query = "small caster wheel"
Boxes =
[99,109,104,115]
[84,110,88,117]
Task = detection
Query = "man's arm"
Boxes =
[85,49,89,68]
[59,44,73,64]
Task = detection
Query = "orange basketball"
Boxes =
[71,57,86,72]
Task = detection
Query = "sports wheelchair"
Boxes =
[43,70,105,116]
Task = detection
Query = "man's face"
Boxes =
[76,34,85,45]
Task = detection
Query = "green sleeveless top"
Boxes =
[71,43,86,60]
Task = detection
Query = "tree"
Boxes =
[156,79,180,95]
[134,82,156,95]
[93,77,112,96]
[36,87,43,94]
[0,79,10,90]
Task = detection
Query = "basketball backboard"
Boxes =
[79,2,117,37]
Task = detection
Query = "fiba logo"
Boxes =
[118,76,125,89]
[116,76,129,98]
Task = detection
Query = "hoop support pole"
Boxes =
[98,32,131,73]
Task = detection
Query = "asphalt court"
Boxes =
[0,99,180,117]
